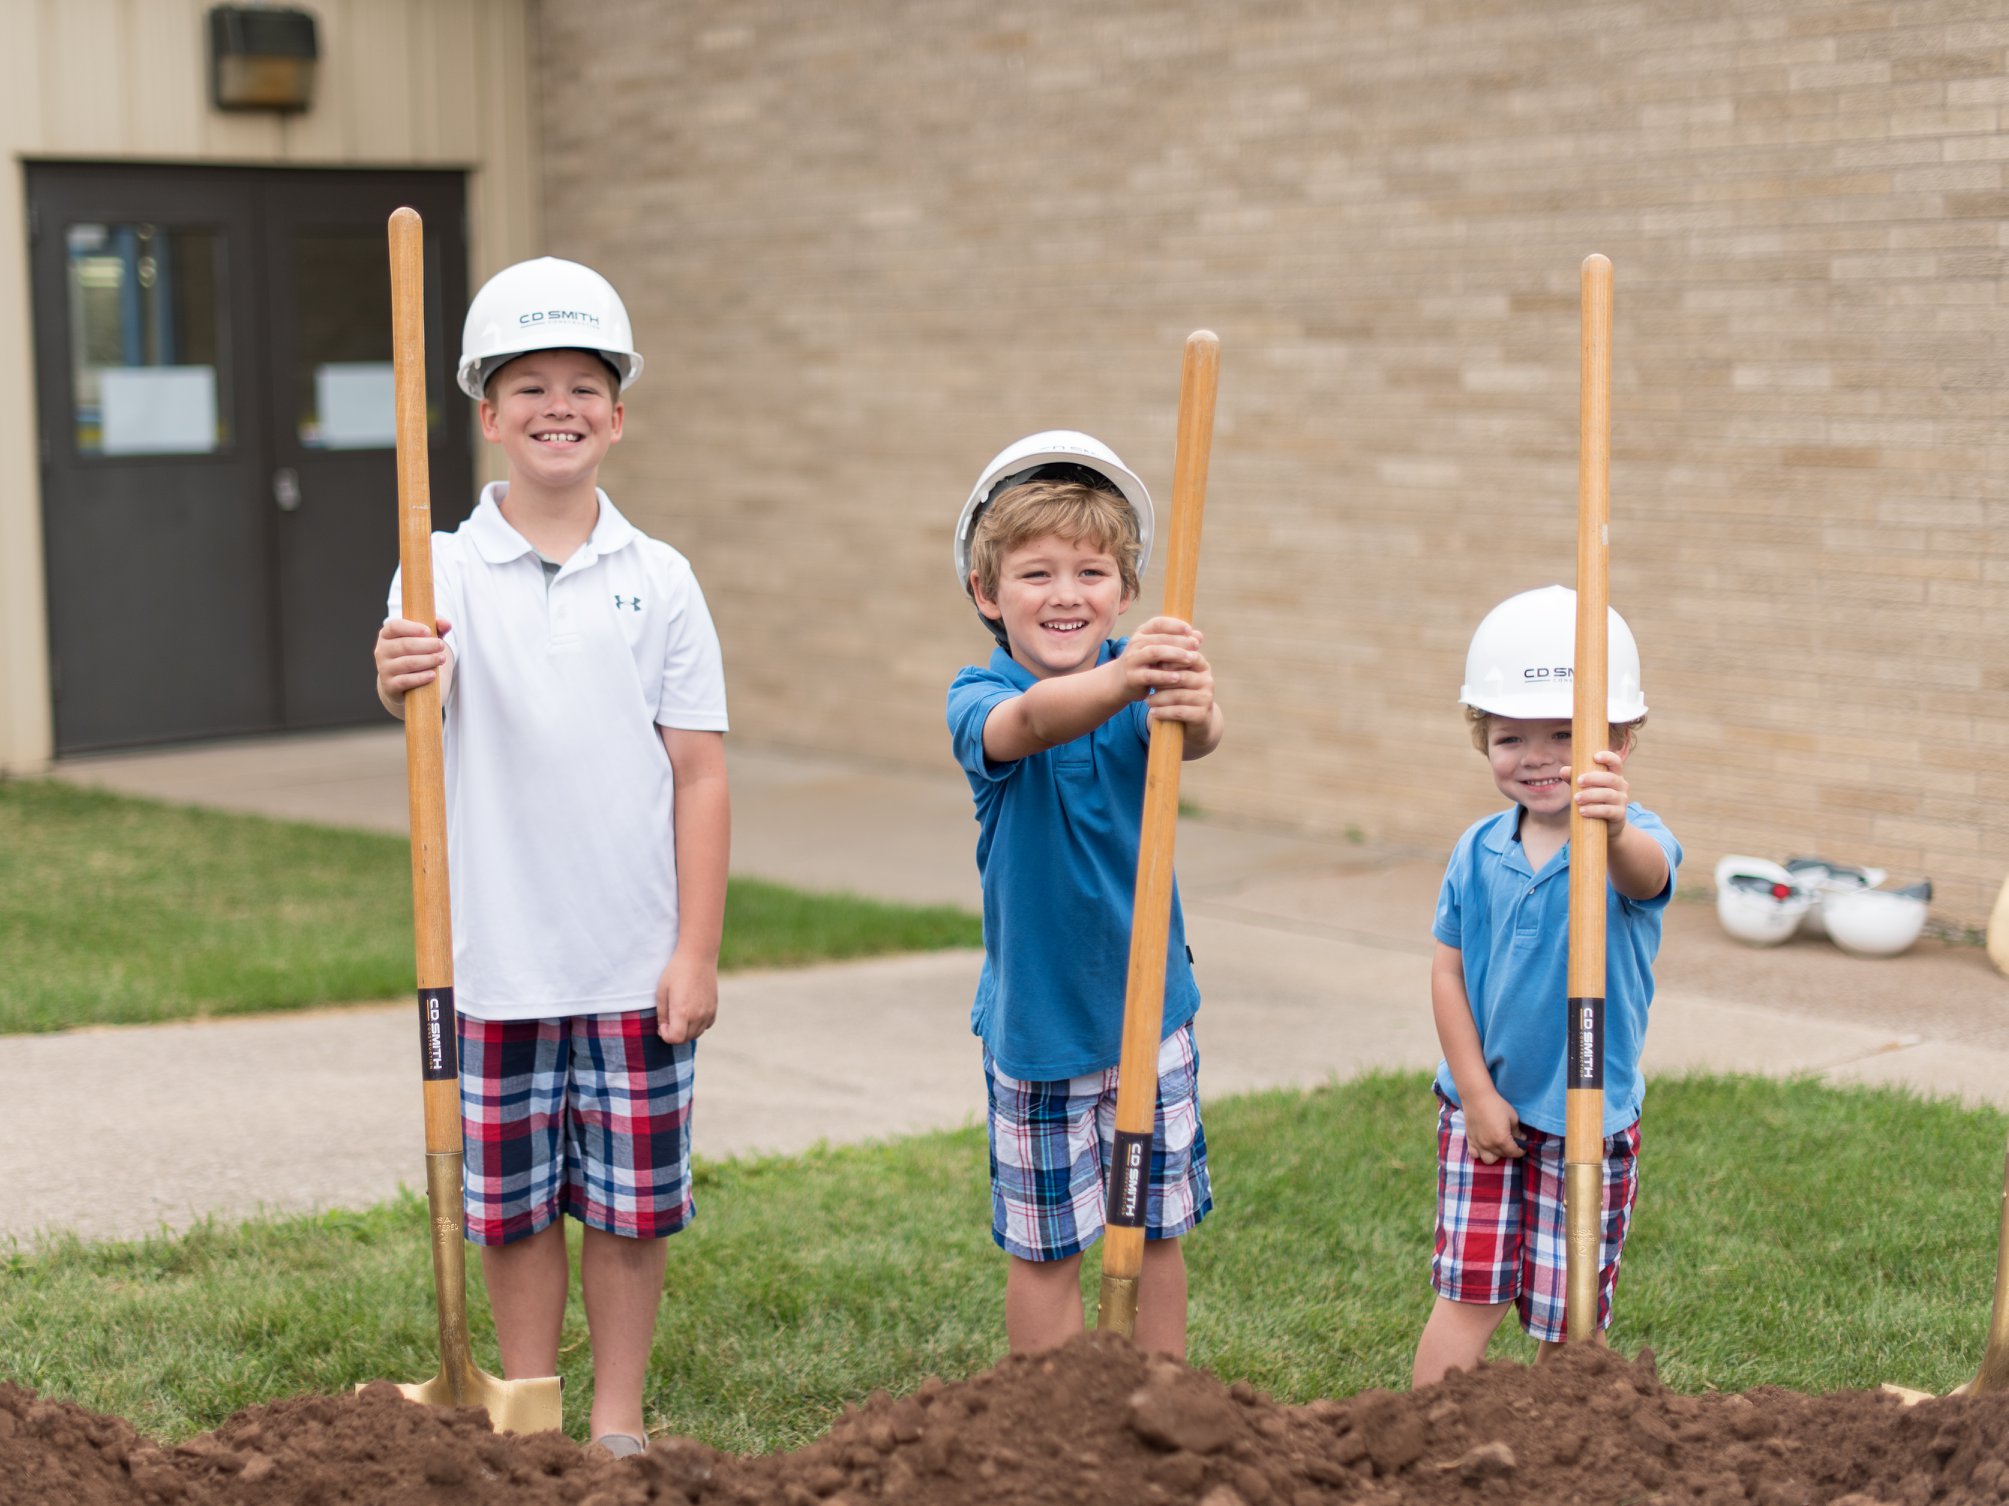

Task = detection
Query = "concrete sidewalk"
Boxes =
[10,729,2007,1244]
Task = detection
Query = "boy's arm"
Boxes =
[1572,749,1670,902]
[655,727,730,1045]
[1607,819,1670,902]
[374,617,454,719]
[1430,941,1524,1163]
[982,616,1208,762]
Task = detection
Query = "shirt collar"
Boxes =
[986,638,1119,690]
[1478,805,1568,880]
[466,482,640,568]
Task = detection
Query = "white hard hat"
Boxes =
[1713,855,1813,947]
[1783,856,1886,939]
[953,430,1154,595]
[1823,881,1931,959]
[457,257,643,400]
[953,431,1154,647]
[1460,585,1647,722]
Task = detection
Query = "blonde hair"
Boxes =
[1467,707,1647,755]
[965,480,1143,606]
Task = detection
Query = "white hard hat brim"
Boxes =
[458,349,643,402]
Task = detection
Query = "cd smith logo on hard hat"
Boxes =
[1523,667,1573,681]
[518,310,601,327]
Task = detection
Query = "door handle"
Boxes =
[273,467,302,511]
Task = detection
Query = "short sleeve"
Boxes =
[1432,838,1468,949]
[655,571,730,731]
[947,668,1020,784]
[1126,696,1152,745]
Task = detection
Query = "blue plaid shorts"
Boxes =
[984,1022,1212,1262]
[458,1010,695,1246]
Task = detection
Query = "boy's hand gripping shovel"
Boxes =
[360,208,563,1434]
[1096,330,1219,1338]
[1564,254,1613,1343]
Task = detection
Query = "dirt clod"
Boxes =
[9,1336,2009,1504]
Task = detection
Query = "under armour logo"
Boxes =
[614,594,641,611]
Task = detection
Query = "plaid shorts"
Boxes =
[984,1022,1212,1262]
[1431,1094,1640,1342]
[458,1010,695,1246]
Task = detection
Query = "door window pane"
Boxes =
[68,224,230,456]
[294,229,447,449]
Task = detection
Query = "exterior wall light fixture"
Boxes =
[208,5,320,112]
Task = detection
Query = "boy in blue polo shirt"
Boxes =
[1412,586,1680,1386]
[946,430,1225,1358]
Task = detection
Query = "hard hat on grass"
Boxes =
[1460,585,1647,722]
[458,257,643,400]
[953,430,1154,647]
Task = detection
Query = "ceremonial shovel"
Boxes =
[1096,330,1220,1338]
[1884,1145,2009,1401]
[359,207,563,1434]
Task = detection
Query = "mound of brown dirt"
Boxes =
[7,1336,2009,1505]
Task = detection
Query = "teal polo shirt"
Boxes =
[1431,804,1681,1137]
[947,642,1201,1082]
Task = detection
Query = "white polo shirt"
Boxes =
[388,483,729,1020]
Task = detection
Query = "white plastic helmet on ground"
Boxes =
[953,431,1154,646]
[1460,585,1647,722]
[1714,855,1814,947]
[1824,881,1932,958]
[457,257,643,400]
[1783,856,1887,939]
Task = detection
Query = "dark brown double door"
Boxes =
[29,164,472,752]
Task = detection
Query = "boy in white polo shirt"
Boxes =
[372,257,729,1454]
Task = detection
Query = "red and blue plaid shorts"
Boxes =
[1430,1093,1640,1342]
[457,1010,695,1246]
[984,1023,1212,1262]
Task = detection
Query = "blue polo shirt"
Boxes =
[1431,804,1681,1137]
[947,642,1201,1081]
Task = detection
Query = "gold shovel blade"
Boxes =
[383,1368,565,1435]
[356,1153,566,1434]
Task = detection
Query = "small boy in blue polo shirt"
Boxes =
[1412,585,1681,1386]
[945,430,1225,1358]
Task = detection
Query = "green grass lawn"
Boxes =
[0,780,980,1033]
[5,1072,2002,1448]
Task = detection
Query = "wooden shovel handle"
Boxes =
[1098,331,1219,1328]
[1564,254,1612,1341]
[1566,255,1612,1115]
[389,208,460,1157]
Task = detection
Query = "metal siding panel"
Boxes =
[346,0,415,160]
[46,0,127,150]
[282,0,354,161]
[405,0,440,158]
[1,0,47,152]
[0,169,52,770]
[125,0,210,157]
[471,0,538,275]
[497,0,540,260]
[431,0,483,163]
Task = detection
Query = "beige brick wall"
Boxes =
[536,0,2009,929]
